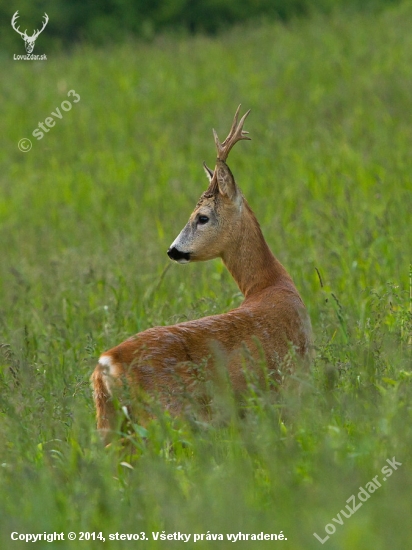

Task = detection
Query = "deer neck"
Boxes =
[221,201,292,299]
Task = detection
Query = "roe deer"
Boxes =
[92,106,312,441]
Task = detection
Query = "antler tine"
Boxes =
[32,13,49,39]
[213,105,251,162]
[11,11,27,37]
[221,104,241,147]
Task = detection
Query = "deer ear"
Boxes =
[202,162,214,183]
[215,160,238,202]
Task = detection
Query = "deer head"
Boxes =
[11,11,49,54]
[167,105,251,264]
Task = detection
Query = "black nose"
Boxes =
[167,247,191,262]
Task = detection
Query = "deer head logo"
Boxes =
[11,11,49,54]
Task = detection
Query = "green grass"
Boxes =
[1,3,412,549]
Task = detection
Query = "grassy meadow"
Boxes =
[1,3,412,549]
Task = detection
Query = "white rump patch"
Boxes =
[98,355,121,396]
[98,354,114,372]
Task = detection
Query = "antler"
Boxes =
[11,11,27,38]
[213,105,251,161]
[32,13,49,39]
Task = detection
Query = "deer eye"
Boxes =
[198,215,209,225]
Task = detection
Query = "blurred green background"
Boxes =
[1,1,412,549]
[0,0,404,53]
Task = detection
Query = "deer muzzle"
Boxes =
[167,247,191,263]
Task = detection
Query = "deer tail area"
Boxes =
[90,354,121,444]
